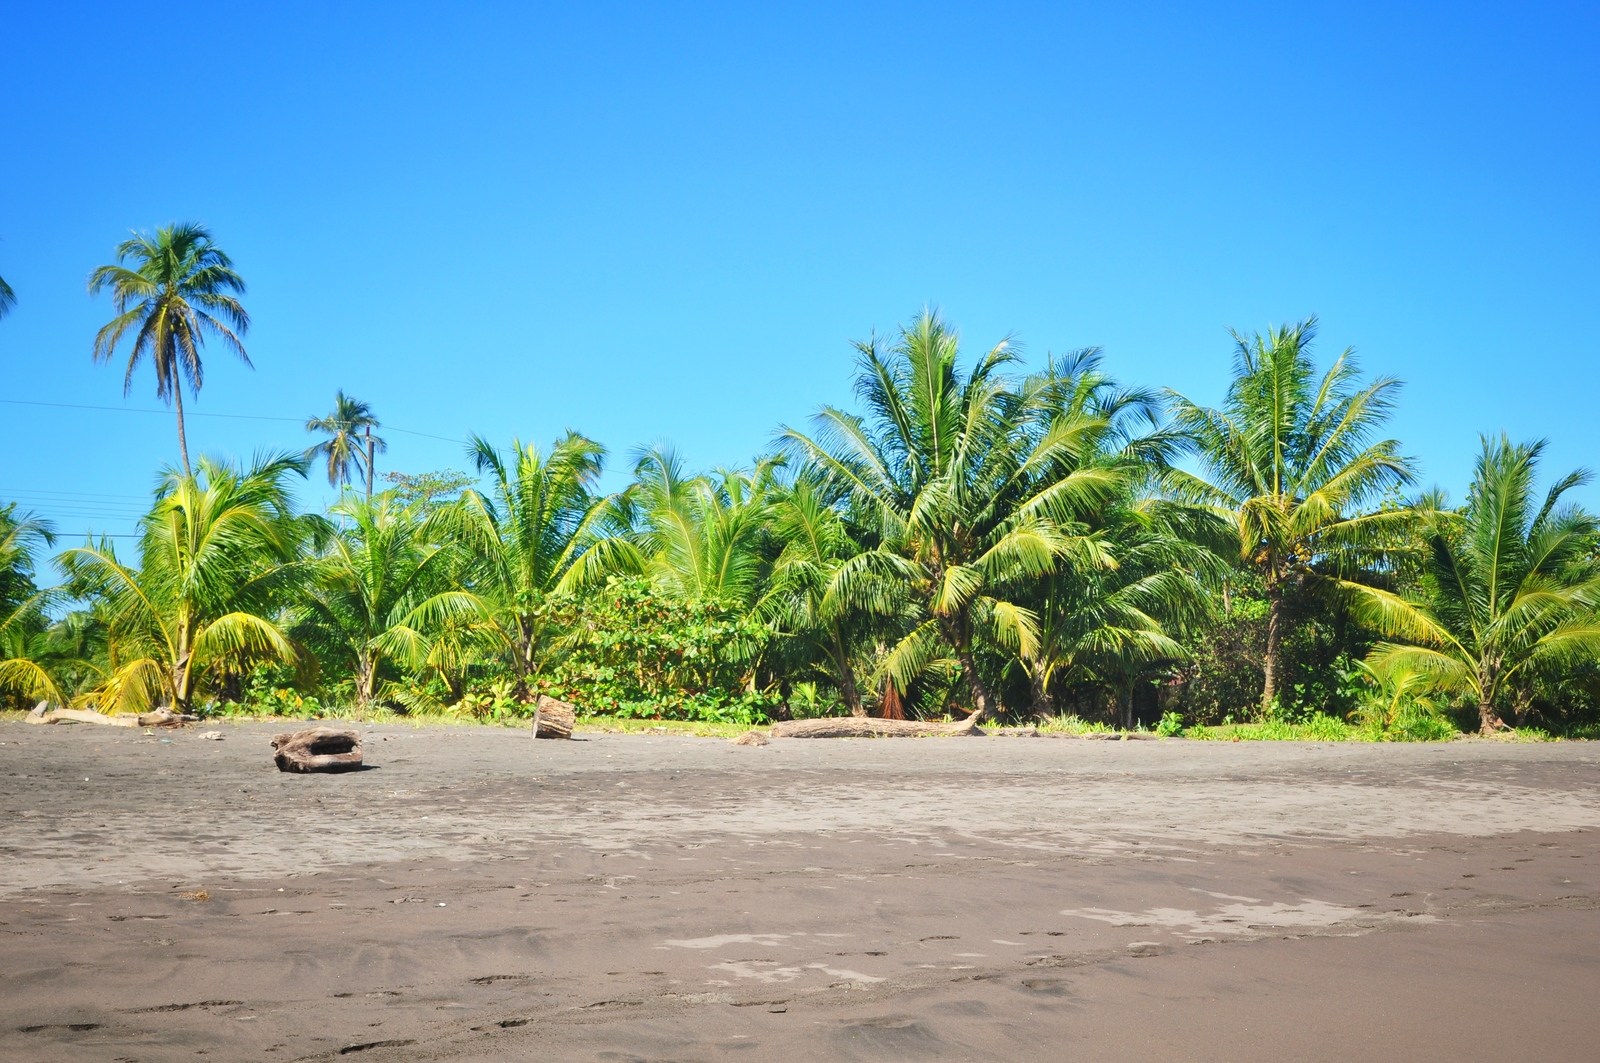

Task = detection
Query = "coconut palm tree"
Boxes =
[624,446,777,608]
[0,505,68,706]
[306,390,386,498]
[434,433,639,695]
[1346,436,1600,734]
[782,311,1125,724]
[296,495,483,713]
[759,476,874,715]
[1166,317,1415,714]
[59,454,307,715]
[0,274,15,321]
[1019,499,1222,720]
[89,223,251,476]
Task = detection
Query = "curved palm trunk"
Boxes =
[173,384,193,477]
[943,616,997,724]
[365,429,376,501]
[171,619,194,716]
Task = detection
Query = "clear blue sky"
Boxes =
[3,1,1598,543]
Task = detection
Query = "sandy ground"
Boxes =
[2,722,1599,1062]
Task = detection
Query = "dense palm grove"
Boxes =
[5,231,1600,738]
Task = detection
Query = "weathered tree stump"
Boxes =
[531,696,576,740]
[271,728,363,773]
[770,716,984,738]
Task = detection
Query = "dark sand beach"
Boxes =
[2,722,1598,1061]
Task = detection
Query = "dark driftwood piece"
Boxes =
[770,716,985,739]
[532,696,576,740]
[271,728,363,773]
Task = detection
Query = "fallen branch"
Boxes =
[770,715,985,739]
[24,703,196,728]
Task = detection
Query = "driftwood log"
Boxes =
[25,703,195,728]
[271,728,363,773]
[531,695,576,740]
[770,715,984,738]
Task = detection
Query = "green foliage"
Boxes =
[1154,710,1185,737]
[1036,714,1115,735]
[1347,435,1600,734]
[537,577,779,724]
[382,468,475,510]
[1,504,72,707]
[1188,713,1351,741]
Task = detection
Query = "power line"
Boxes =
[0,397,467,445]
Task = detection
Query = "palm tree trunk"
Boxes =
[172,625,193,716]
[356,655,376,720]
[943,616,996,724]
[364,428,375,500]
[837,655,864,717]
[1029,669,1055,717]
[1261,584,1283,716]
[173,384,193,476]
[1478,672,1507,734]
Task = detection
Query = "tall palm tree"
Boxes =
[783,311,1125,724]
[434,433,638,695]
[89,223,251,476]
[59,454,307,715]
[1166,317,1414,713]
[1347,436,1600,734]
[306,390,386,498]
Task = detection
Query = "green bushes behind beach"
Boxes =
[6,309,1600,741]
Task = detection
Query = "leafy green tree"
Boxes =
[783,311,1124,723]
[60,454,307,715]
[383,468,474,510]
[89,223,251,476]
[436,433,638,695]
[1021,501,1218,721]
[1166,316,1414,714]
[1347,436,1600,733]
[543,576,776,724]
[295,495,481,713]
[306,390,386,499]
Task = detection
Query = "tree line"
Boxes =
[4,227,1599,737]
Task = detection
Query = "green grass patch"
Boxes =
[1036,714,1118,736]
[574,717,754,739]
